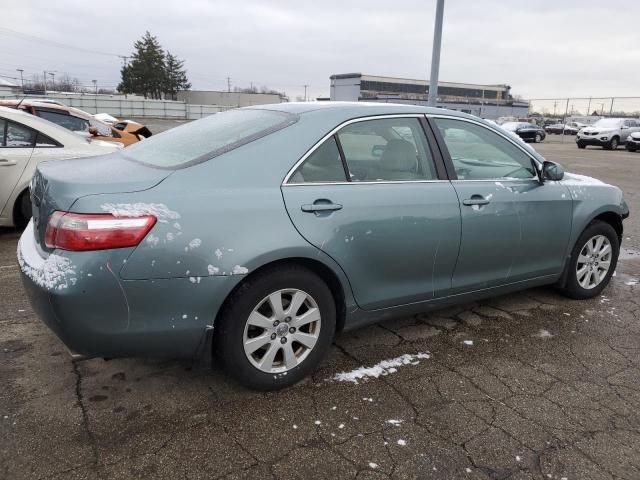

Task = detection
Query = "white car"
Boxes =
[0,106,121,228]
[576,118,640,150]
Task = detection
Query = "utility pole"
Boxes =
[226,77,231,93]
[49,72,55,92]
[92,80,97,94]
[427,0,445,107]
[16,69,24,90]
[609,98,614,116]
[303,84,309,102]
[586,96,592,116]
[43,70,47,94]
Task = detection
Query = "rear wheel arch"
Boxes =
[214,257,347,336]
[12,188,31,229]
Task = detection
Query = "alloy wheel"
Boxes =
[243,289,321,373]
[576,235,612,290]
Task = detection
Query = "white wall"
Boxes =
[0,93,231,119]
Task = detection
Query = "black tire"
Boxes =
[14,190,32,230]
[577,142,586,149]
[557,220,619,300]
[627,145,636,152]
[535,133,543,143]
[605,137,619,150]
[214,264,336,390]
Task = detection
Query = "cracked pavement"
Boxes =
[1,139,639,480]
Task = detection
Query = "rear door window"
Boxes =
[5,121,36,148]
[337,118,437,181]
[37,110,90,133]
[288,136,347,183]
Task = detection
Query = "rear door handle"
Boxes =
[0,159,17,167]
[462,195,490,206]
[301,201,343,213]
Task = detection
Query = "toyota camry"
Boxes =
[18,103,629,390]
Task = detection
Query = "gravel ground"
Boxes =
[1,138,639,480]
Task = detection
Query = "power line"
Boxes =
[0,27,124,58]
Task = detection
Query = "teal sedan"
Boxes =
[18,103,629,390]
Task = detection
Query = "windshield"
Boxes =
[593,118,622,128]
[122,108,298,168]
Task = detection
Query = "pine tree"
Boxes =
[118,31,167,99]
[163,51,191,100]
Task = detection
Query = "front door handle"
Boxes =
[301,201,343,213]
[0,159,17,167]
[462,195,490,206]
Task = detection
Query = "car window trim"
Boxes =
[332,134,352,182]
[427,114,542,182]
[282,114,446,185]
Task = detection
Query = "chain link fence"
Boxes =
[528,97,640,120]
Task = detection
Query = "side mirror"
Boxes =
[542,160,564,181]
[88,126,98,136]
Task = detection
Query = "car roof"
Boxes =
[247,101,475,121]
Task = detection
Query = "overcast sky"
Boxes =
[1,0,639,102]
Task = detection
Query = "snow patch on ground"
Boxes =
[386,419,403,426]
[397,439,407,446]
[333,353,430,383]
[101,203,180,223]
[534,329,554,338]
[463,340,474,346]
[625,279,638,286]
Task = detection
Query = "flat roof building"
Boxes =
[330,73,529,119]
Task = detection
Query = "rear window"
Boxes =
[122,109,298,168]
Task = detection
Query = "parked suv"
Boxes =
[576,118,640,150]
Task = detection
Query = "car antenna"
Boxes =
[13,97,26,109]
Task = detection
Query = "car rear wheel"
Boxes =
[14,189,32,230]
[535,133,543,143]
[558,220,619,299]
[215,264,336,390]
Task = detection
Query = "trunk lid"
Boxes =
[31,152,172,250]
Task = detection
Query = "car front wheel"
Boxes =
[558,220,619,299]
[215,264,336,390]
[605,137,619,150]
[535,133,543,143]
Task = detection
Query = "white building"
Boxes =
[330,73,529,119]
[0,78,21,96]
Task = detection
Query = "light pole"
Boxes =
[427,0,445,107]
[16,69,24,90]
[48,72,55,92]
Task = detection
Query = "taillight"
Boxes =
[45,211,157,251]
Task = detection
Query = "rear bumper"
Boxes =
[18,221,240,360]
